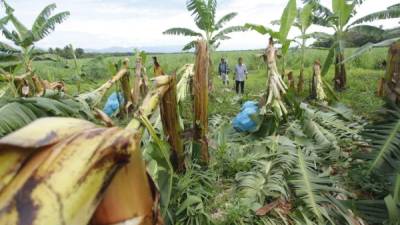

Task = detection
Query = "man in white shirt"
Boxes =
[234,57,248,94]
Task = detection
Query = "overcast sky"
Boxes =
[0,0,399,51]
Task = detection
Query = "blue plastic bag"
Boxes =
[103,92,124,116]
[233,101,260,132]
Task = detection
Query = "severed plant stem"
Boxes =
[310,60,327,102]
[132,56,142,108]
[160,74,185,172]
[384,41,400,104]
[264,37,288,118]
[77,59,129,109]
[193,40,209,165]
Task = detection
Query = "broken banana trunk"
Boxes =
[193,40,209,165]
[120,58,134,113]
[264,37,288,118]
[310,60,327,102]
[384,41,400,104]
[77,59,130,109]
[132,57,143,108]
[334,52,347,91]
[160,73,185,172]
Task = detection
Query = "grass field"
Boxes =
[30,47,388,119]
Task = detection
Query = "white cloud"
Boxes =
[0,0,399,51]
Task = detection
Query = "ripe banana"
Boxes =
[0,117,133,225]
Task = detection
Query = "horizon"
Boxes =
[0,0,399,53]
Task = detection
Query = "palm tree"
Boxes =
[163,0,245,51]
[0,1,70,73]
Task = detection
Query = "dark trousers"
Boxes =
[235,81,245,94]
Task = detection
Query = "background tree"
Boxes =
[75,48,85,58]
[307,0,399,91]
[163,0,245,51]
[342,3,400,62]
[0,1,70,73]
[163,0,245,90]
[245,0,297,77]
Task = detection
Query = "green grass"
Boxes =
[24,47,388,118]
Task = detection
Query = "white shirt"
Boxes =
[235,64,248,81]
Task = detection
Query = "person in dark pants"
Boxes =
[234,57,248,94]
[218,58,230,86]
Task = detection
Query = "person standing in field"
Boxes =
[234,57,248,94]
[218,57,230,86]
[153,56,165,76]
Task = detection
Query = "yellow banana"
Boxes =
[0,118,132,225]
[0,117,96,192]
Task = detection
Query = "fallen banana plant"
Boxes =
[77,58,131,110]
[263,37,288,118]
[0,75,176,225]
[0,96,95,138]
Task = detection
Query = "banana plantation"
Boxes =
[0,0,400,225]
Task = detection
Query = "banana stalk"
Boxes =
[310,60,327,102]
[264,37,288,118]
[159,74,185,172]
[384,41,400,104]
[132,56,142,107]
[193,40,209,165]
[120,58,134,112]
[77,59,130,109]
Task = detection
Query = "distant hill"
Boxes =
[85,45,184,54]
